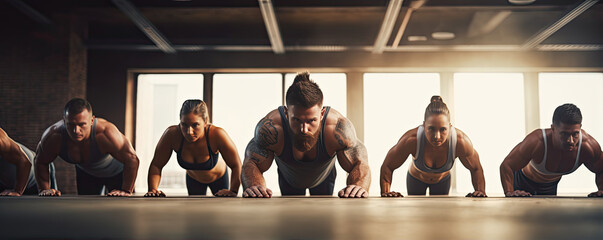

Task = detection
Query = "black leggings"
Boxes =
[186,170,229,196]
[513,170,560,195]
[406,172,451,195]
[75,167,123,195]
[278,166,337,196]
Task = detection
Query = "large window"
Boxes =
[213,74,283,195]
[454,73,525,195]
[135,74,204,194]
[364,73,440,196]
[539,73,603,194]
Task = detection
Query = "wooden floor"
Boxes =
[0,196,602,239]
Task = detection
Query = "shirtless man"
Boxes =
[35,98,139,197]
[500,103,603,197]
[0,127,56,196]
[241,72,371,198]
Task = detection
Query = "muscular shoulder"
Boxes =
[94,118,127,147]
[253,109,284,151]
[454,128,475,157]
[208,124,227,138]
[579,129,601,160]
[400,127,418,145]
[391,128,418,154]
[94,118,120,135]
[513,128,546,159]
[38,121,64,151]
[0,128,14,153]
[207,124,231,146]
[323,108,358,150]
[161,125,182,147]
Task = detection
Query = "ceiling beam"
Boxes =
[392,0,427,48]
[373,0,404,53]
[111,0,176,54]
[5,0,54,26]
[258,0,285,54]
[521,0,599,50]
[85,43,603,52]
[391,8,413,48]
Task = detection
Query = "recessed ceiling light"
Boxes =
[431,32,455,40]
[508,0,536,5]
[408,36,428,42]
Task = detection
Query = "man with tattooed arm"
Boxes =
[241,72,371,198]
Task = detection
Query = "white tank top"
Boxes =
[529,129,582,175]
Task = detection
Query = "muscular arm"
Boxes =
[500,131,539,195]
[241,117,277,198]
[34,126,61,195]
[0,129,31,195]
[581,135,603,196]
[585,151,603,192]
[215,127,242,194]
[380,130,415,196]
[147,128,174,194]
[334,117,371,197]
[98,124,139,193]
[456,130,486,196]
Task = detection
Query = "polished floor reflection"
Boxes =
[0,196,602,239]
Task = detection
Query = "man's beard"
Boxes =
[291,127,321,152]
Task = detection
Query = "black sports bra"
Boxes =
[176,125,220,170]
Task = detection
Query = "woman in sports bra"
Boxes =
[380,96,487,197]
[145,100,241,197]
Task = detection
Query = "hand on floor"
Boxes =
[465,190,487,197]
[0,189,21,196]
[39,189,61,197]
[144,189,166,197]
[107,189,132,197]
[338,185,368,198]
[587,190,603,197]
[505,190,532,197]
[243,186,272,198]
[381,191,403,197]
[215,189,237,197]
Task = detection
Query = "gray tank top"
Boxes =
[413,125,457,173]
[274,106,336,189]
[0,143,37,189]
[59,119,123,178]
[529,129,582,175]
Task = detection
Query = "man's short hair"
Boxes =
[552,103,582,126]
[285,72,323,108]
[64,98,93,117]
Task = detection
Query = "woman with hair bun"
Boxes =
[145,99,241,197]
[380,96,486,197]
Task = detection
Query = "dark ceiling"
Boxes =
[1,0,602,53]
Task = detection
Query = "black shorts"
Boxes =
[513,170,560,195]
[278,166,336,196]
[75,167,123,195]
[406,172,451,196]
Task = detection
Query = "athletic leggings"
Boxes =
[406,172,451,195]
[186,170,229,196]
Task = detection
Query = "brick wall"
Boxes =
[0,16,85,194]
